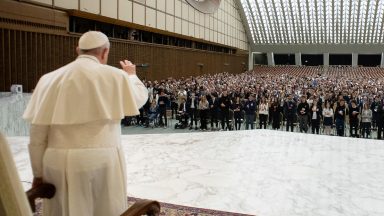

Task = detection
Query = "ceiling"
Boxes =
[239,0,384,45]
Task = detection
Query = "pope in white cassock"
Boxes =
[23,31,148,216]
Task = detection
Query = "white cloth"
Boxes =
[191,98,195,108]
[312,111,317,119]
[322,108,333,118]
[30,121,127,216]
[259,103,269,115]
[24,55,148,216]
[23,55,148,125]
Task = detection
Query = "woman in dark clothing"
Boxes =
[157,90,169,128]
[334,99,346,136]
[232,96,243,130]
[271,102,282,130]
[348,100,360,137]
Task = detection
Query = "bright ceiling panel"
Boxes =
[240,0,384,44]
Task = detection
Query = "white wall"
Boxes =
[28,0,249,50]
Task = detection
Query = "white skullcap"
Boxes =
[78,31,109,50]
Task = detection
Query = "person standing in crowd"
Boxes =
[361,103,372,138]
[209,93,219,130]
[310,99,322,134]
[198,95,209,130]
[271,101,282,130]
[187,92,199,130]
[335,99,346,136]
[23,31,148,216]
[348,100,360,137]
[377,98,384,139]
[244,94,257,130]
[322,101,334,135]
[219,90,232,130]
[170,90,178,119]
[284,94,297,132]
[297,95,310,133]
[232,96,243,130]
[157,89,169,128]
[371,96,380,130]
[136,105,146,126]
[178,97,189,125]
[146,100,159,128]
[258,97,269,129]
[268,98,274,125]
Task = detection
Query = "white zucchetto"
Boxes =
[78,31,109,50]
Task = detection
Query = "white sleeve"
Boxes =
[128,75,148,109]
[28,124,49,178]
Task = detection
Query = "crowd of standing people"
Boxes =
[125,65,384,139]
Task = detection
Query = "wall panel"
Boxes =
[101,0,117,19]
[166,14,174,32]
[182,20,188,35]
[16,0,249,50]
[188,22,194,37]
[182,3,188,20]
[0,29,78,92]
[80,0,99,14]
[146,7,156,27]
[166,0,174,14]
[157,11,165,30]
[55,0,78,9]
[175,0,182,17]
[175,17,182,34]
[157,0,166,11]
[132,3,145,25]
[30,0,52,5]
[145,0,156,8]
[0,28,247,92]
[119,0,133,22]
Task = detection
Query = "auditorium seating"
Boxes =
[253,65,384,78]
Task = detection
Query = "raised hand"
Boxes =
[120,60,136,75]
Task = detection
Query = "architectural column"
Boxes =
[324,53,329,67]
[249,51,254,71]
[295,53,302,66]
[381,53,384,68]
[352,53,358,67]
[267,52,275,66]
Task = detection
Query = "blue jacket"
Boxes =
[244,100,257,115]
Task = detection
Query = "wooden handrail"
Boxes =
[26,183,161,216]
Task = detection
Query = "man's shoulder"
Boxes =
[91,64,128,81]
[39,62,73,81]
[99,64,125,75]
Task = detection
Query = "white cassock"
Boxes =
[23,55,148,216]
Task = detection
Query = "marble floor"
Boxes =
[7,130,384,216]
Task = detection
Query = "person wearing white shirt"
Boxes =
[310,100,322,134]
[361,103,372,138]
[258,97,269,129]
[23,31,148,216]
[322,101,334,135]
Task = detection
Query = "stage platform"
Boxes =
[7,130,384,216]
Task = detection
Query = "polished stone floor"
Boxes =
[7,130,384,216]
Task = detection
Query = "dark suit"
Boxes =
[284,100,297,132]
[186,96,199,128]
[377,101,384,139]
[219,95,232,130]
[209,97,220,128]
[309,105,322,134]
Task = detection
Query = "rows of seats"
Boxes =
[253,65,384,78]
